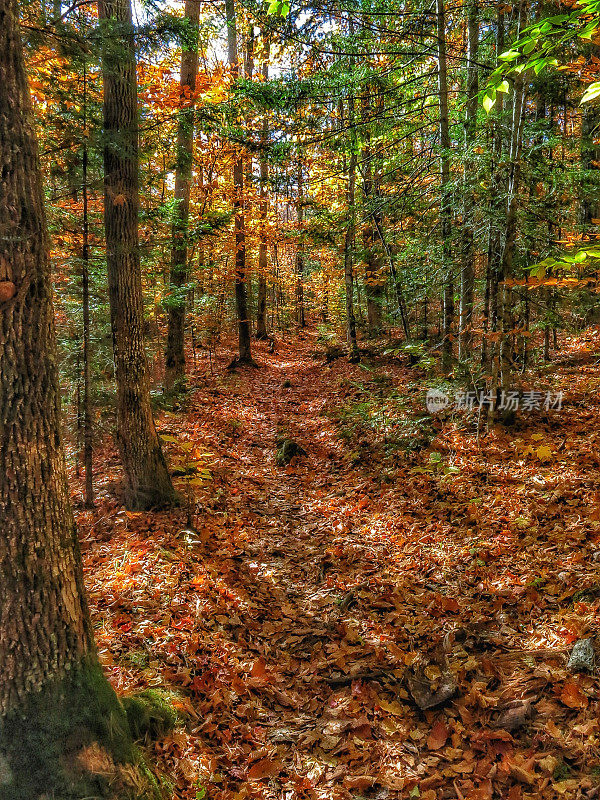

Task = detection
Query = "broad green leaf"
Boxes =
[499,49,520,61]
[581,82,600,104]
[483,90,496,113]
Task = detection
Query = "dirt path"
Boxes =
[81,330,600,800]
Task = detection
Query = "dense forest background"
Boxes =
[24,0,600,456]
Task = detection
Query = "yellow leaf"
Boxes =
[536,445,553,461]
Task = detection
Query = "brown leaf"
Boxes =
[427,719,448,750]
[560,681,589,709]
[247,757,283,780]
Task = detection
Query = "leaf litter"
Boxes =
[76,329,600,800]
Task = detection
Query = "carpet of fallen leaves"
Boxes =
[75,327,600,800]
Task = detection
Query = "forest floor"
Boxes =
[76,327,600,800]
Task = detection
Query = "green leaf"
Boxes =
[581,82,600,104]
[483,90,496,114]
[499,49,520,61]
[497,80,510,93]
[267,0,288,15]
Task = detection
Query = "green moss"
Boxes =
[122,689,178,742]
[0,656,163,800]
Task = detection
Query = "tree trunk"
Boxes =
[225,0,253,364]
[82,61,94,508]
[99,0,176,509]
[164,0,201,391]
[341,96,360,362]
[458,0,479,361]
[499,2,527,403]
[483,5,504,380]
[437,0,453,372]
[256,31,270,340]
[295,155,306,327]
[361,74,384,335]
[0,1,136,794]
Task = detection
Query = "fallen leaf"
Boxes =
[560,681,589,709]
[427,719,448,750]
[247,758,283,780]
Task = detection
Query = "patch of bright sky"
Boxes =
[132,0,336,77]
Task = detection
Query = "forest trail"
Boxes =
[80,330,600,800]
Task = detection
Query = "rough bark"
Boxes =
[164,0,201,391]
[0,1,136,795]
[98,0,176,508]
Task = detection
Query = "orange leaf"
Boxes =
[560,681,589,709]
[251,657,267,680]
[247,757,283,780]
[427,719,448,750]
[437,594,460,613]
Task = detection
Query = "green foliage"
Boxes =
[411,451,460,483]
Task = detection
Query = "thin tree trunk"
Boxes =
[437,0,453,372]
[341,95,360,362]
[499,2,527,403]
[82,60,93,508]
[225,0,253,364]
[484,5,504,401]
[458,0,479,361]
[256,31,269,340]
[98,0,176,508]
[296,155,305,327]
[164,0,201,390]
[344,151,360,363]
[0,1,135,794]
[362,76,383,335]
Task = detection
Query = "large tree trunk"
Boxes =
[225,0,254,364]
[0,1,136,795]
[99,0,175,509]
[164,0,201,391]
[436,0,453,372]
[458,0,479,361]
